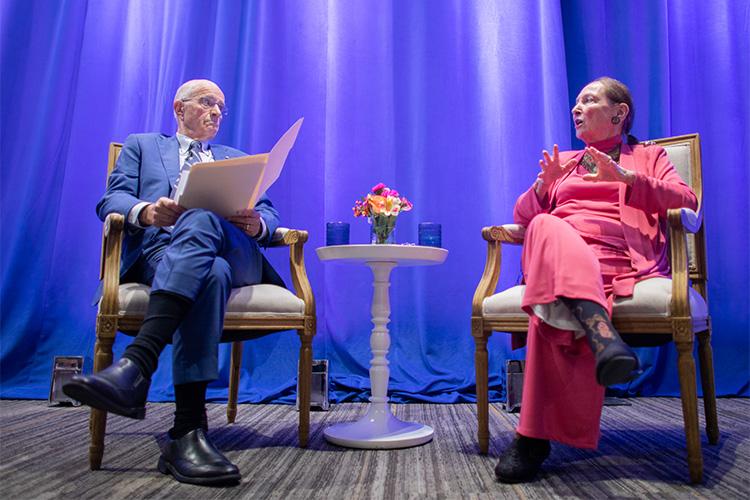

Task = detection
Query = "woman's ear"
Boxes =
[618,102,630,120]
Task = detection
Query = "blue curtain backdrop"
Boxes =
[1,0,748,403]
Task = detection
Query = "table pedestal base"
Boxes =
[323,404,434,449]
[315,247,448,451]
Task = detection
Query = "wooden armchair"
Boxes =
[90,142,316,469]
[471,133,718,483]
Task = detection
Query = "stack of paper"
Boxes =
[175,117,303,217]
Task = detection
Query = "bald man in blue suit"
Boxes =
[65,79,281,486]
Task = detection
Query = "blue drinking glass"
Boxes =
[326,221,350,246]
[418,222,442,247]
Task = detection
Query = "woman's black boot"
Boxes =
[560,297,640,386]
[495,435,551,483]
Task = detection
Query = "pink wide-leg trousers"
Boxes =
[516,214,630,449]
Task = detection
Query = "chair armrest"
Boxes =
[669,207,702,234]
[268,227,290,247]
[667,210,693,324]
[482,224,526,244]
[99,213,124,316]
[472,224,524,317]
[270,227,315,317]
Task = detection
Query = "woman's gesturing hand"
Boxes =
[535,144,578,197]
[582,147,635,185]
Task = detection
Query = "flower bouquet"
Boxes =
[353,183,413,244]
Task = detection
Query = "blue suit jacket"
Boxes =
[97,133,281,283]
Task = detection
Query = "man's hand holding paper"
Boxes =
[227,208,263,237]
[140,197,187,227]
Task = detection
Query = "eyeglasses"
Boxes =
[182,96,229,118]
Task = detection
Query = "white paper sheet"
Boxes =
[174,118,303,217]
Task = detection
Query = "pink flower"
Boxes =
[371,183,386,194]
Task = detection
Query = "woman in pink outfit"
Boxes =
[494,77,698,483]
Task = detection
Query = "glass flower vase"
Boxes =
[370,215,396,244]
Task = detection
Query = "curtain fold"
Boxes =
[1,0,747,402]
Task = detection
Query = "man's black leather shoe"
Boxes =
[158,428,241,486]
[495,436,551,483]
[62,358,149,419]
[595,341,640,386]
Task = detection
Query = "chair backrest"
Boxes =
[107,142,123,180]
[99,143,124,279]
[646,134,708,300]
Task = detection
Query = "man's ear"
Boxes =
[173,101,184,119]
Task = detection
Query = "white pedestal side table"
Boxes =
[316,244,448,449]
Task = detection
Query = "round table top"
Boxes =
[316,244,448,266]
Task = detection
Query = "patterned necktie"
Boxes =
[184,140,203,168]
[171,140,203,198]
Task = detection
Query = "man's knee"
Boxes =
[205,257,232,292]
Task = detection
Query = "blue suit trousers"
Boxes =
[138,208,264,384]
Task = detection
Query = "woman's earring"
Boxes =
[611,115,621,124]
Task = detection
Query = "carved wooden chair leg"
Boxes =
[297,327,313,448]
[89,408,107,471]
[696,329,720,444]
[89,333,114,470]
[674,335,703,483]
[227,341,243,424]
[473,322,490,454]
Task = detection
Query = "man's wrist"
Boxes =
[138,203,153,226]
[256,217,268,239]
[128,202,151,228]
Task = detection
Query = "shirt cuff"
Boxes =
[127,202,151,228]
[257,217,268,240]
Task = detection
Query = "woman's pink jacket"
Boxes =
[513,142,698,298]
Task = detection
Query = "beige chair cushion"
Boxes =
[483,277,708,332]
[663,143,692,186]
[117,282,305,318]
[482,285,526,318]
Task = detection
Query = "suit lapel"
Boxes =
[157,135,180,186]
[211,144,234,161]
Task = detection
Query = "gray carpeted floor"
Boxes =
[0,398,748,499]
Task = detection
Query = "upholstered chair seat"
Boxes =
[116,282,306,318]
[483,278,709,333]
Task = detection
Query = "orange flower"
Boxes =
[367,194,387,214]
